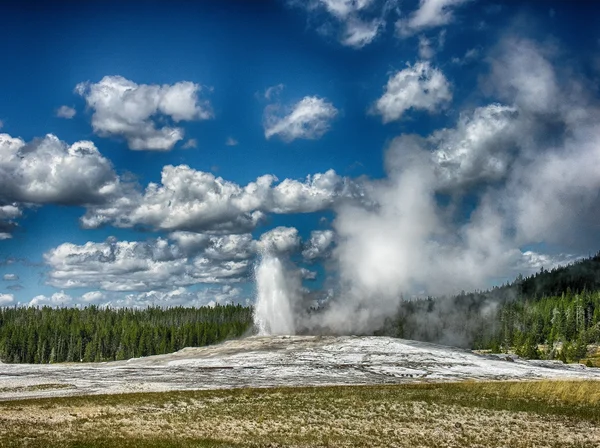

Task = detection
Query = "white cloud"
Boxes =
[0,204,22,239]
[0,133,126,238]
[418,35,434,59]
[2,274,18,281]
[0,133,122,206]
[341,17,384,48]
[371,61,452,122]
[292,0,395,48]
[264,96,338,142]
[81,165,361,233]
[0,293,15,306]
[182,139,197,149]
[270,169,360,213]
[76,76,212,151]
[29,291,73,307]
[56,105,76,119]
[451,47,480,65]
[44,234,257,292]
[81,165,269,233]
[430,103,519,189]
[300,268,318,280]
[396,0,470,37]
[264,84,285,100]
[520,251,580,272]
[319,0,375,19]
[80,291,107,303]
[111,285,245,308]
[225,137,238,146]
[302,230,336,261]
[257,226,301,254]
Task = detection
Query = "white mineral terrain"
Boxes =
[1,335,599,401]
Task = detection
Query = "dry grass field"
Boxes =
[1,380,599,447]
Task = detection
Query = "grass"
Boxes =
[0,383,73,394]
[1,380,599,447]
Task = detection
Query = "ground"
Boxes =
[2,336,600,401]
[0,381,599,447]
[1,336,600,447]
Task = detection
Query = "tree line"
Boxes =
[386,254,600,362]
[0,304,253,364]
[2,254,600,364]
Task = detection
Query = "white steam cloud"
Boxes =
[255,36,600,337]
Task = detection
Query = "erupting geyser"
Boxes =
[253,254,296,335]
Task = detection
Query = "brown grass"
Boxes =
[0,380,599,447]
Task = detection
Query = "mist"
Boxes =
[253,35,600,341]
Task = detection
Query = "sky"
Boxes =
[1,0,600,309]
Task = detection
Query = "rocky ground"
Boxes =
[1,336,599,401]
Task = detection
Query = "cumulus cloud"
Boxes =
[56,105,76,119]
[2,274,19,281]
[257,226,301,254]
[396,0,470,37]
[0,204,22,240]
[340,16,385,48]
[0,133,122,206]
[76,76,212,151]
[44,235,256,292]
[302,230,335,261]
[29,291,72,307]
[371,61,452,122]
[430,103,519,189]
[0,293,15,306]
[264,96,338,142]
[81,165,362,233]
[520,251,581,272]
[290,0,395,48]
[0,133,127,238]
[77,286,246,308]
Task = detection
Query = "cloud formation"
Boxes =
[81,166,362,233]
[298,36,600,334]
[44,235,255,291]
[0,133,126,237]
[290,0,396,49]
[257,226,301,254]
[302,230,335,261]
[264,96,338,142]
[371,61,452,122]
[76,76,212,151]
[396,0,470,37]
[56,105,76,119]
[0,293,15,306]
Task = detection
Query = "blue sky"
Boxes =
[1,0,599,308]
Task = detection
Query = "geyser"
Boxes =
[253,254,296,335]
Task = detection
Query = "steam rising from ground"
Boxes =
[255,36,600,339]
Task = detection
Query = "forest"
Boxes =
[388,254,600,363]
[2,255,600,364]
[0,304,253,363]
